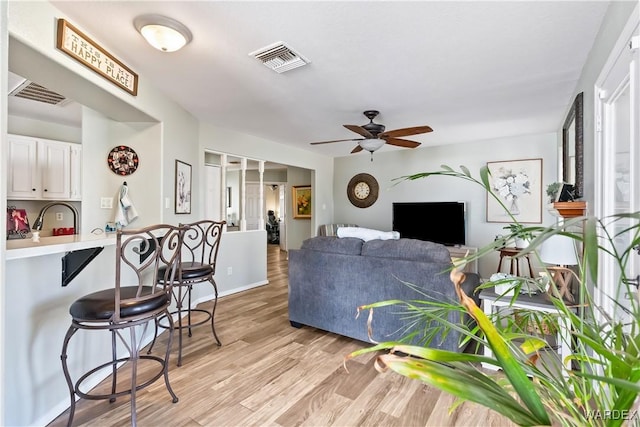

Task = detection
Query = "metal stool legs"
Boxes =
[60,310,178,426]
[148,280,221,366]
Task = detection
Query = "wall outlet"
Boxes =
[227,267,233,276]
[100,197,113,209]
[56,212,63,221]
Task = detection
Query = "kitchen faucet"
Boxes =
[32,202,79,234]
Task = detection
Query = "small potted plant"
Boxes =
[545,182,562,204]
[503,223,534,249]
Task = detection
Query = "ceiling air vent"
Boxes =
[9,80,69,106]
[249,41,310,74]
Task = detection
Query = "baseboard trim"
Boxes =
[191,280,269,307]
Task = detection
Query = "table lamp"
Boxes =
[539,234,579,302]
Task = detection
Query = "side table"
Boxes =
[496,247,535,277]
[479,288,574,374]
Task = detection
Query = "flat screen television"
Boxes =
[392,202,466,246]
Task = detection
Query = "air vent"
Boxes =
[9,80,69,106]
[249,41,310,74]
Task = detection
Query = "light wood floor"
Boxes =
[49,244,514,427]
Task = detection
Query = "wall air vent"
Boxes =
[249,41,310,74]
[9,80,69,106]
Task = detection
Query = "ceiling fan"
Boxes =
[310,110,433,160]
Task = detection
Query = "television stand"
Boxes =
[445,245,478,274]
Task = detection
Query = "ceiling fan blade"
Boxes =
[310,138,363,145]
[344,124,374,139]
[383,137,422,148]
[351,145,364,153]
[380,125,433,139]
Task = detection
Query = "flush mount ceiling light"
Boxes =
[134,14,192,52]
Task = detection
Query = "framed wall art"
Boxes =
[7,206,30,239]
[175,160,192,214]
[107,145,139,175]
[486,158,542,223]
[292,185,311,219]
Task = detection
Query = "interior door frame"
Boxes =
[593,7,639,319]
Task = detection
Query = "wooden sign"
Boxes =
[56,19,138,96]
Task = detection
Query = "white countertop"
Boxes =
[6,232,117,260]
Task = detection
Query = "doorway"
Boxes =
[594,16,639,323]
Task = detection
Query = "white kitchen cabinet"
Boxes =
[39,139,70,200]
[69,144,82,200]
[7,135,39,199]
[7,134,81,201]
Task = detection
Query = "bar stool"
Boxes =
[148,220,225,366]
[60,224,183,427]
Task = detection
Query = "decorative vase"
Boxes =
[509,198,520,215]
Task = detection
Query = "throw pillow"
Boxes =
[336,226,400,242]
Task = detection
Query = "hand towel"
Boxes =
[114,184,139,228]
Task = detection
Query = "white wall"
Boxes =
[334,133,559,278]
[80,107,164,233]
[5,248,120,427]
[563,1,638,205]
[8,114,81,142]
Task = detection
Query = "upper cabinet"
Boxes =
[8,134,82,201]
[69,144,82,200]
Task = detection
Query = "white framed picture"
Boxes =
[486,158,542,223]
[175,160,192,214]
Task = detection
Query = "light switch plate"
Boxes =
[100,197,113,209]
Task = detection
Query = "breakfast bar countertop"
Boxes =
[6,232,117,260]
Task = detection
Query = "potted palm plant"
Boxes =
[347,165,640,427]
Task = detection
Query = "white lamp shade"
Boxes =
[359,138,385,152]
[134,15,192,53]
[539,234,579,266]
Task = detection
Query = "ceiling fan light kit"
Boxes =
[310,110,432,160]
[134,14,193,52]
[359,138,385,152]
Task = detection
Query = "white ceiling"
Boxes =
[13,1,610,157]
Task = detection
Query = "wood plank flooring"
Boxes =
[49,244,515,427]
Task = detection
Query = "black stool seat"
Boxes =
[70,286,170,321]
[158,262,213,282]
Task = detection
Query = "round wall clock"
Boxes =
[347,173,379,208]
[107,146,139,176]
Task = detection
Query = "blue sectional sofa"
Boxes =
[288,236,481,352]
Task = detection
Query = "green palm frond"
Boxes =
[347,165,640,427]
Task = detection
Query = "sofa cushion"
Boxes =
[301,236,363,255]
[361,238,452,263]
